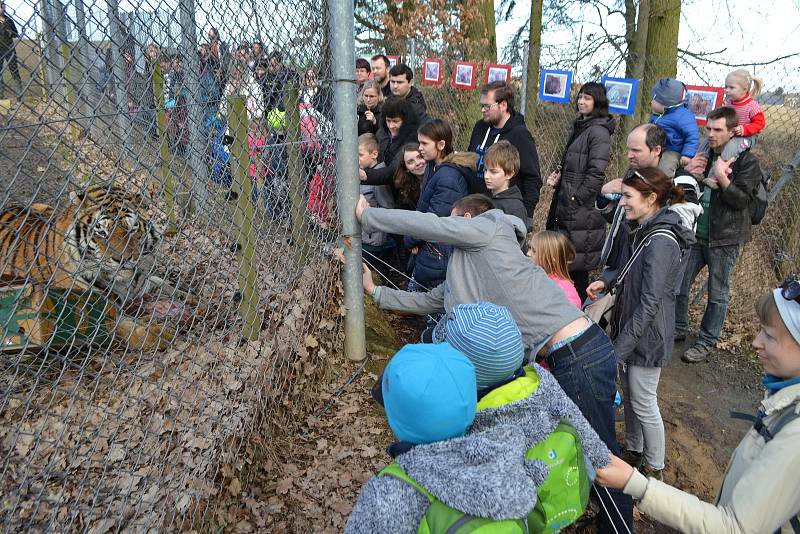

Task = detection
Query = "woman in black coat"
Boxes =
[546,82,616,301]
[357,79,384,136]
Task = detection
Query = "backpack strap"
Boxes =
[752,407,800,443]
[614,229,679,290]
[379,462,435,503]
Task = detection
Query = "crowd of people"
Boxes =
[345,60,800,533]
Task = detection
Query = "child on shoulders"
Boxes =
[648,78,699,178]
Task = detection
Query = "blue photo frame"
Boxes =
[539,69,573,104]
[601,76,639,115]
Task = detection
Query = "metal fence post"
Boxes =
[329,0,366,362]
[227,95,261,342]
[178,0,209,214]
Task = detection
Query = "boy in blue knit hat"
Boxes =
[347,343,545,533]
[649,78,699,178]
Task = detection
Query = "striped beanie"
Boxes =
[433,302,525,389]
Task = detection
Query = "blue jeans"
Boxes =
[675,242,741,347]
[548,325,634,532]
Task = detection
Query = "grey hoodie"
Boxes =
[471,363,611,470]
[364,208,584,355]
[344,424,547,534]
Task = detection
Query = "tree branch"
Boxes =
[678,48,800,67]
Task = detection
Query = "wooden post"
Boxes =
[152,61,178,234]
[227,95,261,341]
[285,82,311,266]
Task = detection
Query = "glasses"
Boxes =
[781,278,800,304]
[479,102,499,111]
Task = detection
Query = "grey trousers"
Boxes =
[620,363,665,470]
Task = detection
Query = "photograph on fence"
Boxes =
[602,76,639,115]
[686,85,725,125]
[452,60,477,90]
[539,69,572,103]
[422,58,443,85]
[486,63,511,84]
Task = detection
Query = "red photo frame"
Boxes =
[485,63,512,84]
[685,85,724,125]
[421,58,443,85]
[386,55,400,69]
[452,61,478,90]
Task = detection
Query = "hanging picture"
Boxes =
[422,58,443,85]
[486,63,512,84]
[601,76,639,115]
[685,85,724,125]
[539,69,572,104]
[452,61,477,90]
[387,55,400,68]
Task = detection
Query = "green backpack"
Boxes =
[378,368,590,534]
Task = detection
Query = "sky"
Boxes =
[6,0,800,91]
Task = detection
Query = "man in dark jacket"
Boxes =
[467,81,542,217]
[676,107,762,363]
[388,63,429,124]
[256,51,298,113]
[0,3,22,96]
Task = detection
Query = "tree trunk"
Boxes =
[461,0,497,61]
[640,0,680,123]
[524,0,543,125]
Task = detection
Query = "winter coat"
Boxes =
[468,113,542,216]
[599,208,696,367]
[546,115,616,272]
[649,104,700,158]
[701,148,763,247]
[357,102,382,136]
[363,208,584,355]
[471,363,611,469]
[345,424,543,533]
[491,186,531,232]
[401,86,429,124]
[406,153,475,289]
[259,66,298,112]
[376,108,421,169]
[361,163,394,247]
[624,382,800,533]
[0,15,18,54]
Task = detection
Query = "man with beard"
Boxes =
[467,81,541,217]
[370,54,392,98]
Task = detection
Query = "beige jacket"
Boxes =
[624,382,800,533]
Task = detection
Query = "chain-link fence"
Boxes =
[1,0,350,530]
[362,43,800,338]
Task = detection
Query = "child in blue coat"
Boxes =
[649,78,699,178]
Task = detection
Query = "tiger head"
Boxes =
[68,184,161,273]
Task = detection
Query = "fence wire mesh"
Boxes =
[1,0,343,531]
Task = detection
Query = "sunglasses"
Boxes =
[781,278,800,304]
[632,170,656,189]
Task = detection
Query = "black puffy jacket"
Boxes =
[546,115,616,272]
[357,102,382,136]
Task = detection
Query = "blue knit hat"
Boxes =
[652,78,686,108]
[382,343,477,444]
[433,302,525,389]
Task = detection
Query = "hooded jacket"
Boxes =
[344,424,545,533]
[363,208,584,355]
[546,115,616,272]
[490,186,531,232]
[401,86,430,124]
[649,104,700,158]
[624,382,800,533]
[375,107,421,170]
[468,113,542,216]
[600,208,696,367]
[406,153,475,288]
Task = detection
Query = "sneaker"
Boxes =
[642,464,664,480]
[620,449,643,468]
[682,343,711,363]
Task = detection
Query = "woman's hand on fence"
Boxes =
[362,263,375,293]
[594,454,635,490]
[355,194,369,222]
[546,171,561,187]
[586,280,606,301]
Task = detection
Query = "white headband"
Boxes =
[773,288,800,346]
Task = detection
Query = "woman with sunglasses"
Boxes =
[545,82,617,302]
[586,167,696,479]
[595,280,800,532]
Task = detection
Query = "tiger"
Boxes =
[1,183,196,351]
